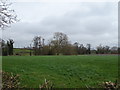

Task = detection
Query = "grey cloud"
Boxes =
[2,2,118,48]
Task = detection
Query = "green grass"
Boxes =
[13,48,31,52]
[13,48,33,56]
[2,55,118,88]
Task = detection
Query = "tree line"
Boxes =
[1,32,119,56]
[32,32,118,55]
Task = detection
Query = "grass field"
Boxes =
[2,55,118,88]
[13,48,32,56]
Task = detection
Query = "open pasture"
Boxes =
[2,55,118,88]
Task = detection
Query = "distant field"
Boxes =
[13,48,32,56]
[2,55,118,88]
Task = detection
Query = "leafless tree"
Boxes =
[0,0,17,29]
[50,32,69,55]
[86,44,91,54]
[110,46,118,54]
[33,36,45,55]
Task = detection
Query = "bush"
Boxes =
[39,79,54,89]
[2,72,20,89]
[100,80,120,90]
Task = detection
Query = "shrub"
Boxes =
[39,79,54,89]
[100,80,120,90]
[2,72,20,89]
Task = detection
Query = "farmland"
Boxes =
[2,55,118,88]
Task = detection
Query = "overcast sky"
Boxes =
[1,0,118,48]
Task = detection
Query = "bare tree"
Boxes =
[86,44,91,54]
[79,44,87,54]
[50,32,69,55]
[110,46,118,54]
[73,42,79,55]
[96,44,110,54]
[104,46,110,54]
[33,36,45,55]
[0,0,17,29]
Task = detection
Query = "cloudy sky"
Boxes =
[1,0,118,48]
